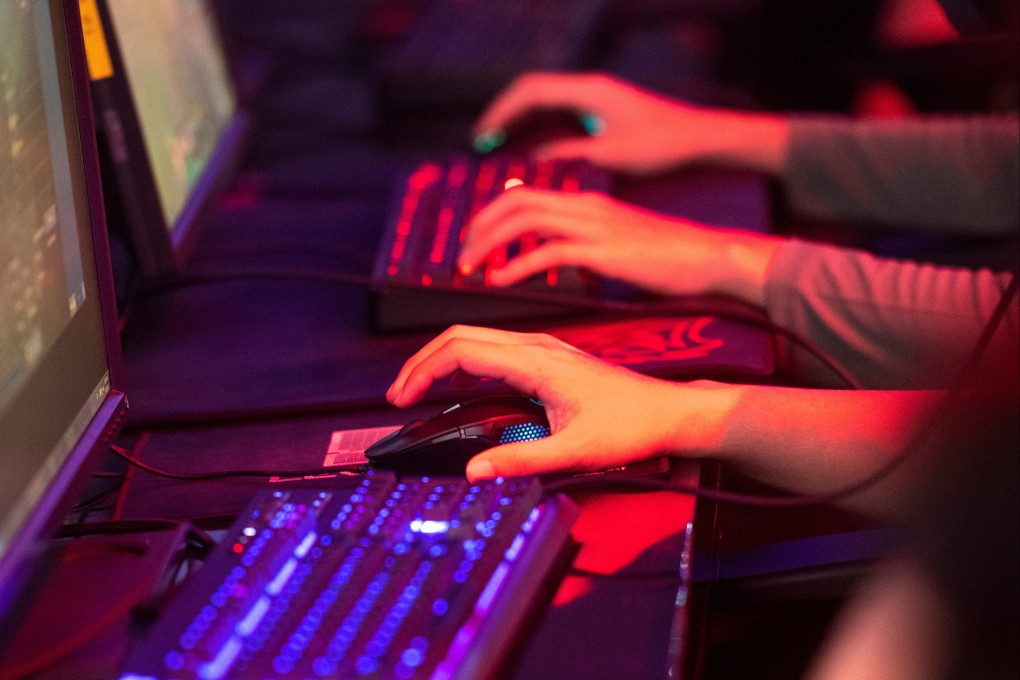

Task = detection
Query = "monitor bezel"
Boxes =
[0,0,128,632]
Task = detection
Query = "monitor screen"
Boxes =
[0,0,125,623]
[103,0,236,238]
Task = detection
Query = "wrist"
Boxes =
[661,380,745,459]
[704,112,789,175]
[705,230,784,307]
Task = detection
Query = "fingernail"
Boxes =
[466,459,496,481]
[458,262,473,276]
[473,129,506,154]
[579,112,606,136]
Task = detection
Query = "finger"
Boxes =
[394,338,548,407]
[473,73,608,142]
[388,326,506,401]
[459,190,596,272]
[488,242,591,287]
[388,328,539,404]
[465,435,593,481]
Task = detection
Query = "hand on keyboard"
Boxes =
[459,186,782,306]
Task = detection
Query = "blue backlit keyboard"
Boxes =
[119,471,577,680]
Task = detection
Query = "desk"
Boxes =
[0,460,698,680]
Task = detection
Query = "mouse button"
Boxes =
[459,422,498,440]
[430,430,467,445]
[364,428,406,456]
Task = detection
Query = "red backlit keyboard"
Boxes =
[372,155,613,330]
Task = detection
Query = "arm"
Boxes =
[386,326,943,517]
[459,193,1017,390]
[476,73,1018,232]
[765,239,1019,388]
[472,71,789,176]
[784,116,1020,232]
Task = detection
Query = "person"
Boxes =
[382,3,1018,675]
[460,72,1018,390]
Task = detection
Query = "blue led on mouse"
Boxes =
[365,395,550,476]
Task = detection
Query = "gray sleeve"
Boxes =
[784,116,1020,233]
[764,240,1019,389]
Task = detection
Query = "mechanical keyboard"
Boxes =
[371,155,616,330]
[380,0,609,108]
[118,471,578,680]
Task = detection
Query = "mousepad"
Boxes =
[544,314,774,381]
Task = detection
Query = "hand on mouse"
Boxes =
[457,188,782,306]
[472,72,789,177]
[385,325,737,482]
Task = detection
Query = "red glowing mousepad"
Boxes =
[544,315,774,379]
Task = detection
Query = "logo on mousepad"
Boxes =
[548,316,773,376]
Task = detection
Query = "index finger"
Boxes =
[387,326,540,404]
[392,336,547,407]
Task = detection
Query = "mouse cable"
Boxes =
[108,443,366,482]
[546,274,1019,508]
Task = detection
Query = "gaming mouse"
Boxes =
[365,395,551,476]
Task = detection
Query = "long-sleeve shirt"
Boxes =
[784,116,1019,233]
[764,116,1019,388]
[765,239,1017,388]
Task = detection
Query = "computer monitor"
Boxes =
[0,0,127,628]
[85,0,248,280]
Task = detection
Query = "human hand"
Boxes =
[458,188,781,306]
[473,72,788,176]
[385,326,735,481]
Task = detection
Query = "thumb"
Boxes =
[465,434,584,481]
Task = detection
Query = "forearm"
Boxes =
[694,110,790,176]
[662,382,945,517]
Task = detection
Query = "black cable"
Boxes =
[57,518,216,551]
[136,267,376,300]
[72,484,121,516]
[189,242,376,269]
[953,273,1019,386]
[546,275,1019,508]
[109,444,366,481]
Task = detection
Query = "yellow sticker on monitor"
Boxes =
[78,0,114,80]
